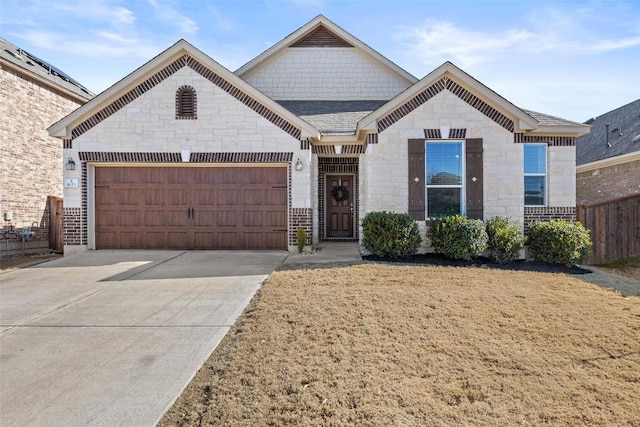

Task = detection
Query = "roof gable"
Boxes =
[234,15,417,85]
[358,62,590,137]
[49,40,318,140]
[290,25,353,47]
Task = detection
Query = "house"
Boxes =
[576,99,640,206]
[575,99,640,263]
[48,15,589,253]
[0,37,94,256]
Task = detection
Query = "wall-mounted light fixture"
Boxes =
[294,158,303,171]
[66,157,76,171]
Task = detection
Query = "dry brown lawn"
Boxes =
[160,263,640,426]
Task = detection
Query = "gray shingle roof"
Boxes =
[276,100,387,134]
[523,109,584,127]
[1,37,94,101]
[576,99,640,165]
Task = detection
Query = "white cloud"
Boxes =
[16,29,161,59]
[52,1,137,25]
[396,22,535,68]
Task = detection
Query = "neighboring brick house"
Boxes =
[576,99,640,206]
[0,37,94,256]
[48,15,589,254]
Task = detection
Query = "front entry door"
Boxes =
[326,175,354,238]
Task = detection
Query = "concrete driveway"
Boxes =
[0,250,287,427]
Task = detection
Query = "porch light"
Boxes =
[66,157,76,171]
[294,158,303,171]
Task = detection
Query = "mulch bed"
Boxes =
[362,253,592,275]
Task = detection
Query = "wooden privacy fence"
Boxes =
[577,194,640,264]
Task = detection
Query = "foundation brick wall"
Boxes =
[577,159,640,206]
[0,64,84,249]
[243,48,411,101]
[523,206,576,233]
[290,208,313,248]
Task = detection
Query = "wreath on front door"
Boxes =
[331,185,349,202]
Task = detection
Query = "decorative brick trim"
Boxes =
[342,145,366,154]
[424,128,467,139]
[318,158,359,241]
[290,208,313,247]
[79,151,293,164]
[175,85,197,119]
[313,145,336,154]
[366,133,378,144]
[424,129,441,139]
[514,133,576,146]
[63,139,72,149]
[71,54,301,140]
[80,152,181,162]
[191,152,293,163]
[300,138,311,150]
[523,206,576,233]
[449,128,467,139]
[291,26,353,48]
[187,56,301,139]
[379,77,514,133]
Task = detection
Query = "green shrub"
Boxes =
[296,226,307,253]
[361,211,421,258]
[428,215,488,260]
[527,220,592,266]
[486,216,526,264]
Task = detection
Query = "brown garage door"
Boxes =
[95,166,287,250]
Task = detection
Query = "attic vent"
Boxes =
[176,85,197,119]
[291,26,353,48]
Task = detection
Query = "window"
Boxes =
[426,141,463,217]
[524,144,546,206]
[176,86,197,119]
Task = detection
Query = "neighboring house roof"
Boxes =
[576,99,640,166]
[1,37,94,102]
[48,39,319,140]
[234,15,418,86]
[276,100,387,134]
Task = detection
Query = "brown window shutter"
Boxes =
[408,139,425,220]
[465,138,483,220]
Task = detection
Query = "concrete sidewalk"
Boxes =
[283,242,362,264]
[0,250,287,427]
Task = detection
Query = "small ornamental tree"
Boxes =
[296,226,307,253]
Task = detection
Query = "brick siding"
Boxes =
[577,159,640,206]
[0,64,84,250]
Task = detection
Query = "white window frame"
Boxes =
[425,140,465,218]
[524,143,547,207]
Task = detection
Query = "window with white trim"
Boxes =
[524,144,546,206]
[426,141,464,217]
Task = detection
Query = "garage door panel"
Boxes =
[243,211,263,227]
[95,166,287,250]
[144,231,165,248]
[215,211,237,227]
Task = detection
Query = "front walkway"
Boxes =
[283,241,362,264]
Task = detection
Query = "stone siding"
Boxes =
[66,67,313,251]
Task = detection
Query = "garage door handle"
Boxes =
[187,207,194,219]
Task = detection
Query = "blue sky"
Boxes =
[1,0,639,122]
